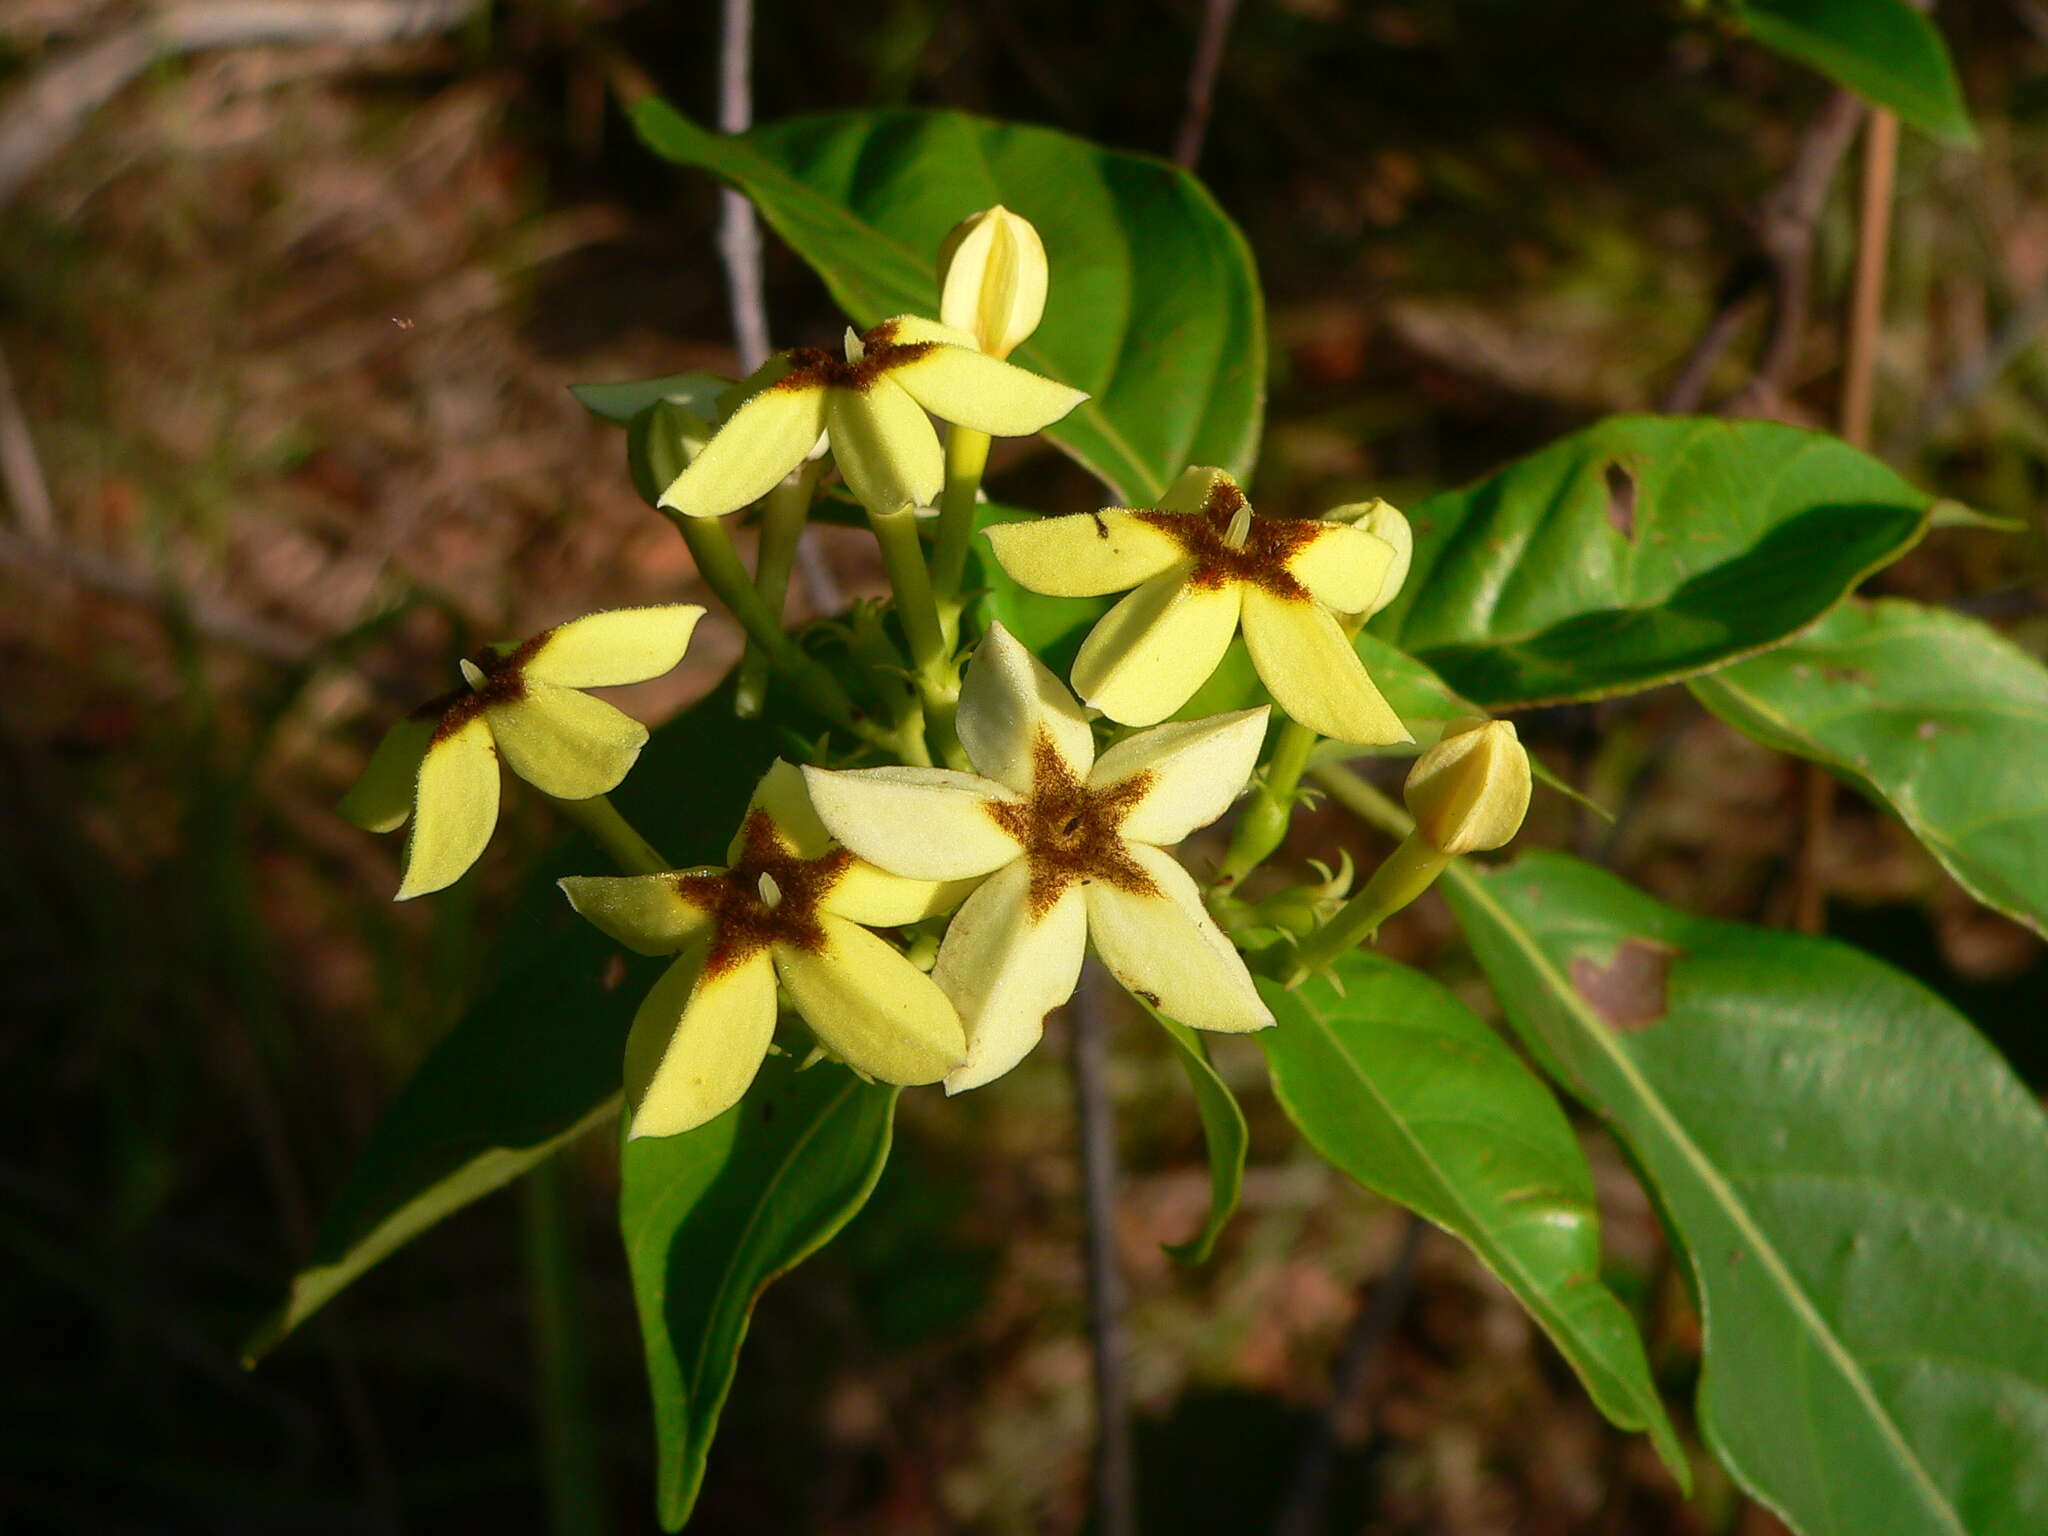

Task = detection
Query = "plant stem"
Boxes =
[1311,762,1409,839]
[1285,833,1447,984]
[735,470,816,718]
[521,1156,607,1536]
[546,792,669,874]
[931,425,992,642]
[1216,714,1319,887]
[867,505,967,769]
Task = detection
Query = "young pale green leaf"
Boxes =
[1692,599,2048,939]
[1258,953,1687,1482]
[1448,852,2048,1536]
[570,373,730,426]
[1741,0,1976,147]
[1146,1010,1248,1266]
[629,102,1264,503]
[246,681,781,1361]
[622,1057,898,1531]
[1369,416,1932,708]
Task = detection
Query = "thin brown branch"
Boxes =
[0,346,55,541]
[1173,0,1241,169]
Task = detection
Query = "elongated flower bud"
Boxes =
[1404,718,1531,856]
[938,205,1048,359]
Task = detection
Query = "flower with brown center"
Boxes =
[560,761,972,1138]
[803,624,1274,1093]
[982,466,1413,743]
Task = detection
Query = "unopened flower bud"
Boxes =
[938,205,1048,359]
[1404,717,1531,856]
[1327,497,1412,616]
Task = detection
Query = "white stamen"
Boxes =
[757,873,783,909]
[1224,505,1254,550]
[458,658,487,692]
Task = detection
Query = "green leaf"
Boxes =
[1370,416,1933,709]
[570,373,728,425]
[1149,1012,1248,1266]
[622,1057,898,1531]
[247,681,780,1360]
[1741,0,1977,147]
[630,101,1265,502]
[1693,598,2048,939]
[1258,954,1687,1481]
[1447,851,2048,1536]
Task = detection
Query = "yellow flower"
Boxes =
[1405,717,1531,855]
[658,317,1086,520]
[560,762,970,1138]
[803,624,1273,1094]
[339,605,703,901]
[938,205,1049,360]
[982,466,1413,744]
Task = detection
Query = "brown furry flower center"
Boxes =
[1136,479,1325,600]
[677,811,852,976]
[984,733,1157,919]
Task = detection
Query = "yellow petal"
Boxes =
[1088,707,1269,847]
[1085,843,1272,1033]
[658,379,826,518]
[862,315,979,351]
[883,343,1087,438]
[624,948,778,1139]
[396,711,500,900]
[1156,465,1238,513]
[933,861,1089,1094]
[823,861,977,927]
[338,711,437,833]
[1071,573,1242,727]
[521,605,704,689]
[1281,522,1395,615]
[801,764,1021,882]
[1240,587,1410,746]
[774,917,965,1084]
[957,621,1096,794]
[486,682,648,800]
[938,206,1048,359]
[728,759,833,864]
[825,377,944,514]
[1327,498,1413,616]
[558,872,710,956]
[982,510,1184,598]
[1405,717,1532,855]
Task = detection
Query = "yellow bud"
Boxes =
[1403,717,1531,855]
[1328,497,1412,616]
[937,205,1048,360]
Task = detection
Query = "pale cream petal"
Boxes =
[658,380,826,519]
[1089,707,1269,847]
[933,862,1089,1094]
[774,917,966,1084]
[727,759,833,864]
[1240,588,1410,746]
[1071,574,1242,727]
[1281,522,1395,615]
[1084,843,1272,1033]
[520,605,705,689]
[982,511,1184,598]
[802,765,1021,881]
[957,621,1096,793]
[1156,465,1238,513]
[825,378,943,514]
[937,209,1047,358]
[396,712,500,900]
[624,948,778,1139]
[822,861,978,927]
[338,712,437,833]
[486,682,648,800]
[558,872,710,956]
[883,343,1087,437]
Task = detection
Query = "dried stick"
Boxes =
[1173,0,1241,168]
[1070,963,1137,1536]
[715,0,769,375]
[0,345,55,541]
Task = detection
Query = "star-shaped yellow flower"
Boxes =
[983,466,1412,744]
[658,317,1086,519]
[561,762,971,1137]
[339,605,703,901]
[803,624,1273,1094]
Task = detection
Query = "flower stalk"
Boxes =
[932,424,992,640]
[1215,713,1319,887]
[866,505,968,770]
[734,466,820,718]
[545,791,669,876]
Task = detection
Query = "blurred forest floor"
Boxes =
[3,2,2045,1533]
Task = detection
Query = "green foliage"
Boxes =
[1692,598,2048,939]
[620,1056,898,1532]
[630,101,1265,502]
[1148,1012,1248,1266]
[1369,416,1933,708]
[1258,953,1686,1481]
[1739,0,1976,146]
[1450,852,2048,1536]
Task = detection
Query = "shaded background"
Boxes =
[4,1,2045,1531]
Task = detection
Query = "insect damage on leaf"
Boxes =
[1602,461,1638,543]
[1570,938,1677,1031]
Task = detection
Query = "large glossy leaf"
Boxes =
[1692,599,2048,939]
[1149,1012,1248,1266]
[1369,416,1933,709]
[622,1057,898,1531]
[1259,954,1687,1480]
[1740,0,1976,147]
[631,101,1265,502]
[1448,852,2048,1536]
[247,682,780,1360]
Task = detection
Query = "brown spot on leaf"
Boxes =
[1570,938,1678,1031]
[1602,461,1638,542]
